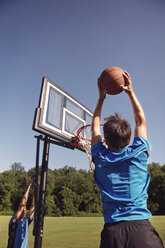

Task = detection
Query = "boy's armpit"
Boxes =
[144,151,149,158]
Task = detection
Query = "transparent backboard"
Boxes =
[33,77,93,145]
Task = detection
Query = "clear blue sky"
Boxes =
[0,0,165,172]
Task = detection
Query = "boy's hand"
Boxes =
[97,78,107,100]
[29,174,36,185]
[121,71,133,94]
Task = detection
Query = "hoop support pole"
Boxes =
[34,136,50,248]
[33,135,41,236]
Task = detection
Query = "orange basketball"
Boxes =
[100,66,125,95]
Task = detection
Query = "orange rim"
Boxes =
[71,124,104,146]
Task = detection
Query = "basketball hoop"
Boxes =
[71,124,104,173]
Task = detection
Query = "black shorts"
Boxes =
[100,219,164,248]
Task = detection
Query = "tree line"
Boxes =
[0,162,165,216]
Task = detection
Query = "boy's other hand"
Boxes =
[97,78,107,100]
[29,174,36,185]
[121,71,133,94]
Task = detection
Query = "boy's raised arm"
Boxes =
[91,78,107,146]
[29,190,35,221]
[121,71,147,139]
[13,176,35,222]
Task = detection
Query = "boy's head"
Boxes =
[13,196,22,213]
[13,196,27,218]
[103,113,131,152]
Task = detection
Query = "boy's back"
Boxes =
[92,136,152,223]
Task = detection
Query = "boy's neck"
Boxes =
[108,145,122,153]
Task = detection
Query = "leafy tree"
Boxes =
[148,163,165,214]
[59,186,79,216]
[10,162,25,172]
[0,172,13,213]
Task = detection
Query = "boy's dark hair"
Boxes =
[12,196,22,213]
[103,113,131,151]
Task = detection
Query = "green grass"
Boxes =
[1,216,165,248]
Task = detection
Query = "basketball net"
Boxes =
[77,135,95,173]
[72,124,103,173]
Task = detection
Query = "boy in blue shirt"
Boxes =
[7,176,35,248]
[91,71,164,248]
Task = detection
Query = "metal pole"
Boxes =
[33,135,41,236]
[34,136,50,248]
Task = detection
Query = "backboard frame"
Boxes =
[33,77,93,147]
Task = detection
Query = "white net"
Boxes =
[74,124,104,173]
[78,136,95,173]
[77,125,95,173]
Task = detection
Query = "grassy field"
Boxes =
[1,216,165,248]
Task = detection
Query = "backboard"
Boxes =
[33,77,93,146]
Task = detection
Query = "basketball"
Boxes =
[100,66,125,95]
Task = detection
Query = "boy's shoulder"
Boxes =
[91,136,151,162]
[132,136,150,145]
[130,136,151,155]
